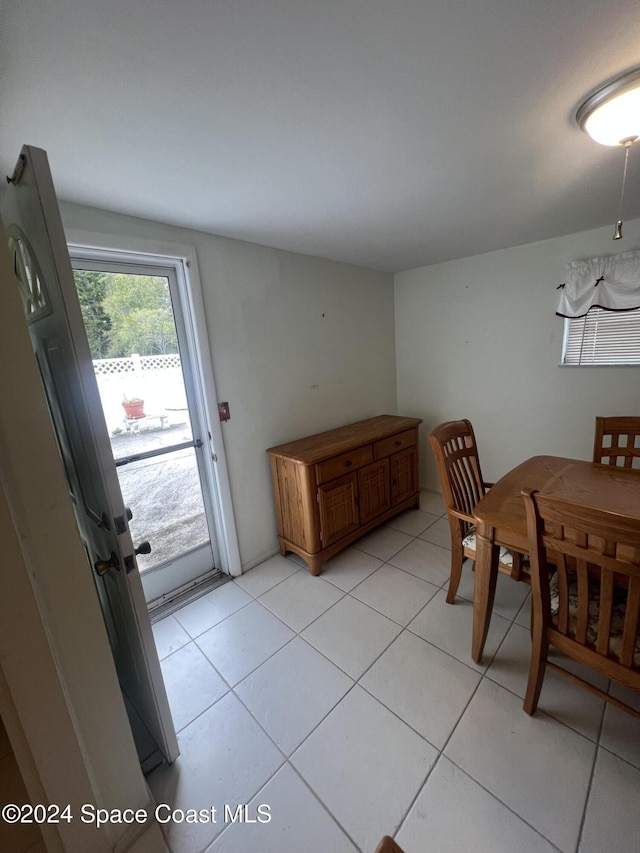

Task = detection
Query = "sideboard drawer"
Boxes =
[316,445,373,484]
[374,428,416,460]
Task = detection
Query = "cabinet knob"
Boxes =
[344,460,353,467]
[394,440,402,447]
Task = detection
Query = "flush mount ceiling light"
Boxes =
[577,67,640,239]
[577,67,640,146]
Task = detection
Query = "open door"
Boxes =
[2,145,178,770]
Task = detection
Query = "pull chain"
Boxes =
[613,136,637,240]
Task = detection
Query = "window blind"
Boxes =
[563,306,640,365]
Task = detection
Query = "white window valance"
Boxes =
[557,250,640,318]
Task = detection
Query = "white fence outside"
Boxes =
[93,353,188,434]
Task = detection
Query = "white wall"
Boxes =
[60,202,397,568]
[395,219,640,491]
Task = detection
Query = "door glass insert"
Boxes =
[7,228,50,319]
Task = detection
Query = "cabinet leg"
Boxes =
[307,556,322,576]
[278,539,288,557]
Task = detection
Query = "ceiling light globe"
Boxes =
[584,87,640,146]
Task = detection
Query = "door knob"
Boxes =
[125,506,133,521]
[94,552,120,576]
[134,541,151,556]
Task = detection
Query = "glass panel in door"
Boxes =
[72,263,219,607]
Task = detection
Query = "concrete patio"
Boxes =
[110,422,209,573]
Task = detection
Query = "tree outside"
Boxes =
[74,271,179,359]
[74,270,112,358]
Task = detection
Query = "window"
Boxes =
[562,306,640,365]
[558,250,640,365]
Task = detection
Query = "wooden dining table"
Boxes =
[472,455,640,663]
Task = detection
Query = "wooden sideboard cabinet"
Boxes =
[267,415,423,575]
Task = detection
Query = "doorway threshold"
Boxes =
[148,570,228,622]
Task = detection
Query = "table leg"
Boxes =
[472,525,499,663]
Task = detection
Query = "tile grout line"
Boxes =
[394,584,508,837]
[190,519,461,848]
[392,566,591,847]
[283,758,364,852]
[164,515,481,770]
[442,755,566,853]
[391,623,492,843]
[452,592,605,853]
[154,494,637,853]
[193,627,296,694]
[573,691,609,853]
[172,594,257,642]
[231,643,357,762]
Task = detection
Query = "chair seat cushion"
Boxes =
[462,528,527,570]
[549,573,640,666]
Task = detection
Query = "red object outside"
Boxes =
[122,401,145,419]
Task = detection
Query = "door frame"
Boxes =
[66,230,241,579]
[70,255,219,606]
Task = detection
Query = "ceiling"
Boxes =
[2,1,640,273]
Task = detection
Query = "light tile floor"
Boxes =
[148,491,640,853]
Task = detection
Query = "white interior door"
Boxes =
[2,145,179,770]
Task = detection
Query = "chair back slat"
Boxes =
[555,553,570,634]
[575,559,590,645]
[449,452,482,517]
[621,578,640,667]
[429,420,485,522]
[524,489,640,675]
[597,571,614,655]
[593,416,640,469]
[430,419,530,607]
[429,419,491,606]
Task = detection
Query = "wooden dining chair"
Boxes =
[593,416,640,469]
[429,419,526,604]
[373,836,405,853]
[522,488,640,719]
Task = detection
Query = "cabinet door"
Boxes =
[391,446,418,505]
[318,472,359,546]
[358,459,390,524]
